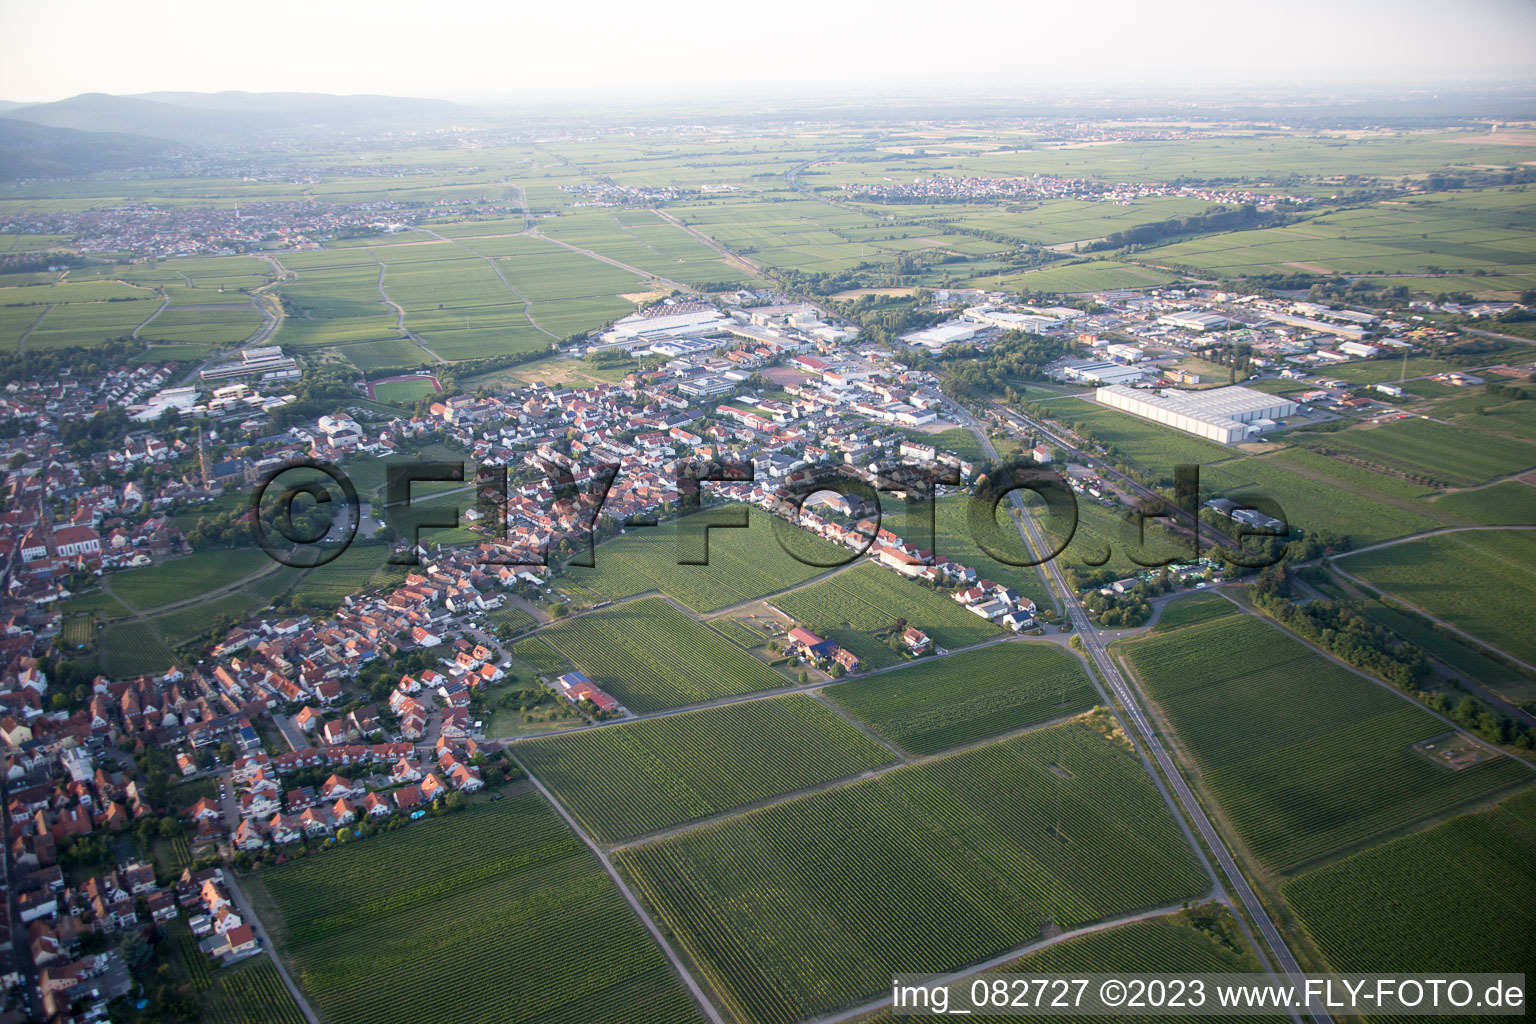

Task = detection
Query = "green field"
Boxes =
[198,957,307,1024]
[823,643,1097,755]
[1339,529,1536,665]
[562,505,849,613]
[1302,416,1536,489]
[1282,786,1536,976]
[517,694,896,842]
[1120,612,1531,873]
[773,561,1004,669]
[105,548,275,611]
[99,620,177,677]
[1136,187,1536,296]
[528,597,786,713]
[253,791,705,1024]
[617,721,1207,1024]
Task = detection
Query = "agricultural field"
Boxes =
[1119,612,1531,873]
[516,694,896,842]
[254,791,704,1024]
[563,505,847,613]
[1282,786,1536,976]
[1043,398,1236,482]
[1150,592,1240,632]
[196,957,307,1024]
[861,910,1271,1023]
[823,643,1097,755]
[885,494,1051,613]
[1425,480,1536,526]
[1138,187,1536,297]
[1198,452,1442,548]
[105,548,275,611]
[617,721,1208,1024]
[528,597,786,713]
[773,561,1004,670]
[970,258,1177,294]
[1299,416,1536,489]
[99,620,177,677]
[1338,529,1536,666]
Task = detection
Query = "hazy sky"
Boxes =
[2,0,1534,104]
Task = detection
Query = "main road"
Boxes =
[953,406,1331,1024]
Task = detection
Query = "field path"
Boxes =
[1213,589,1536,776]
[222,873,322,1024]
[413,224,561,341]
[1325,526,1536,675]
[651,207,766,281]
[96,555,290,624]
[814,901,1218,1024]
[15,303,50,353]
[130,292,170,339]
[606,702,1092,854]
[369,254,445,363]
[515,769,728,1024]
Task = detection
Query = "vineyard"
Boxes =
[1120,613,1532,872]
[1340,529,1536,666]
[1150,592,1238,632]
[616,722,1207,1024]
[862,909,1274,1023]
[517,694,897,842]
[823,643,1097,755]
[774,561,1003,670]
[706,615,769,648]
[1282,786,1536,976]
[256,792,705,1024]
[99,620,176,677]
[199,958,308,1024]
[511,635,570,677]
[563,505,848,612]
[532,597,786,712]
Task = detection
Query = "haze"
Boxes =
[2,0,1534,105]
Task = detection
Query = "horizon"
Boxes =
[3,0,1535,107]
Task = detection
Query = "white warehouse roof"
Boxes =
[1095,384,1300,444]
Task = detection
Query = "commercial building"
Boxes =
[1095,384,1300,444]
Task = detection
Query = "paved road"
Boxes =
[953,408,1327,1024]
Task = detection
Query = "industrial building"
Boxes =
[904,321,977,349]
[1061,360,1144,386]
[1156,311,1229,332]
[1095,384,1300,444]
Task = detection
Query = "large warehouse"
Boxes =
[1095,384,1300,443]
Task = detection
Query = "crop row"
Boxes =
[824,643,1097,755]
[537,597,784,713]
[616,722,1206,1024]
[1123,613,1532,872]
[518,694,896,842]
